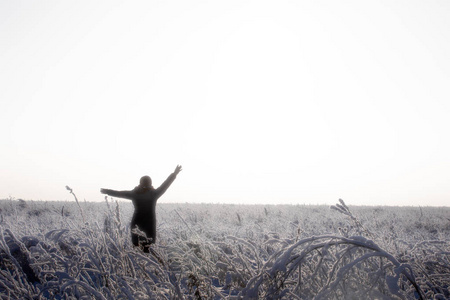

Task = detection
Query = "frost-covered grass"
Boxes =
[0,198,449,299]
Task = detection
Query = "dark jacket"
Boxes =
[102,173,177,243]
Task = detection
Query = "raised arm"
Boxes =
[155,165,182,199]
[100,188,134,200]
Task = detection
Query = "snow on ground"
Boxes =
[0,198,449,299]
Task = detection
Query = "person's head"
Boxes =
[139,176,152,188]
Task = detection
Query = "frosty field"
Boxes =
[0,198,449,299]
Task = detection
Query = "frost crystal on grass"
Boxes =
[0,198,448,299]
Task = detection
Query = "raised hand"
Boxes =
[174,165,182,175]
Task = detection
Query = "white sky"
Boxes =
[1,0,449,206]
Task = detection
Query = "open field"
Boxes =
[0,198,449,299]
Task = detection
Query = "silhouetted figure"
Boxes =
[101,165,182,252]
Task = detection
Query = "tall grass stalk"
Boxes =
[65,186,85,223]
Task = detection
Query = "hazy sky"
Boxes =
[1,0,449,206]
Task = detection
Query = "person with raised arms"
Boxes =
[101,165,182,253]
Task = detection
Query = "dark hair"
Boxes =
[140,176,152,187]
